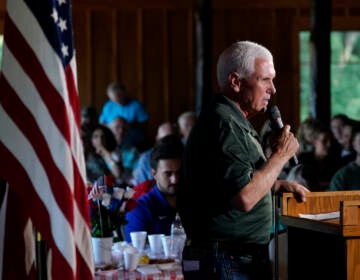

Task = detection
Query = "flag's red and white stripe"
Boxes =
[0,0,94,279]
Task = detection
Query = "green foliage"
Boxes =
[91,203,128,238]
[300,31,360,122]
[299,32,311,121]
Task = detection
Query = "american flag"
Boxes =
[0,0,94,279]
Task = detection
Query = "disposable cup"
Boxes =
[123,247,140,271]
[130,231,147,252]
[161,235,186,261]
[112,249,124,266]
[161,235,176,259]
[148,234,164,257]
[172,235,186,261]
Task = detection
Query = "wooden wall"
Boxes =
[1,0,360,144]
[211,0,360,130]
[71,1,195,145]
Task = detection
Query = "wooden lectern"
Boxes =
[280,191,360,280]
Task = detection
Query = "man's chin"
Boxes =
[167,186,177,196]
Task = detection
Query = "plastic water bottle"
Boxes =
[170,212,187,261]
[171,212,186,238]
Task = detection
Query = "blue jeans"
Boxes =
[182,242,272,280]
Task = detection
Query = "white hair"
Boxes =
[216,41,273,90]
[177,111,196,126]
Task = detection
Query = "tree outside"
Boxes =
[300,31,360,122]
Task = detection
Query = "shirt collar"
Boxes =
[216,94,259,139]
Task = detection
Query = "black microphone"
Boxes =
[267,105,299,167]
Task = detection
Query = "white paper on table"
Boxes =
[136,265,161,275]
[298,211,340,220]
[157,262,177,271]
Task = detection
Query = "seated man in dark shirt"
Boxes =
[124,134,183,242]
[329,128,360,190]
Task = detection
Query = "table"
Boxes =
[95,263,184,280]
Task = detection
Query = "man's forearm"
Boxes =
[232,153,288,212]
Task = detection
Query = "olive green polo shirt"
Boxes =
[179,94,272,244]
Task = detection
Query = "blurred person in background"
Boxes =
[81,106,98,129]
[338,120,357,166]
[329,128,360,191]
[81,106,99,155]
[177,111,197,145]
[294,125,342,191]
[132,121,177,186]
[296,117,323,154]
[99,82,149,149]
[124,134,184,242]
[107,117,140,186]
[330,114,350,145]
[85,124,122,184]
[330,114,351,155]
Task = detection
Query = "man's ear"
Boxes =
[228,72,241,92]
[151,169,156,178]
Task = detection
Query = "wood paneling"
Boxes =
[72,3,194,144]
[1,0,360,143]
[116,10,141,100]
[142,9,166,138]
[91,11,114,107]
[73,9,91,106]
[273,8,300,129]
[168,10,194,120]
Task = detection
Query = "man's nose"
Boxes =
[170,174,179,184]
[270,81,276,95]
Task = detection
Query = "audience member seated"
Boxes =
[330,114,350,148]
[338,120,357,166]
[296,117,323,154]
[329,128,360,191]
[294,125,342,191]
[107,117,139,186]
[81,106,99,156]
[81,106,98,129]
[124,134,184,242]
[85,124,122,184]
[177,111,197,144]
[98,82,149,149]
[132,121,177,185]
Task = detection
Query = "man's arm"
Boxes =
[124,200,152,242]
[231,125,309,212]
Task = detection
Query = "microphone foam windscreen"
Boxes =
[267,105,281,120]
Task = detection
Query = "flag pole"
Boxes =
[36,231,47,280]
[272,192,280,280]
